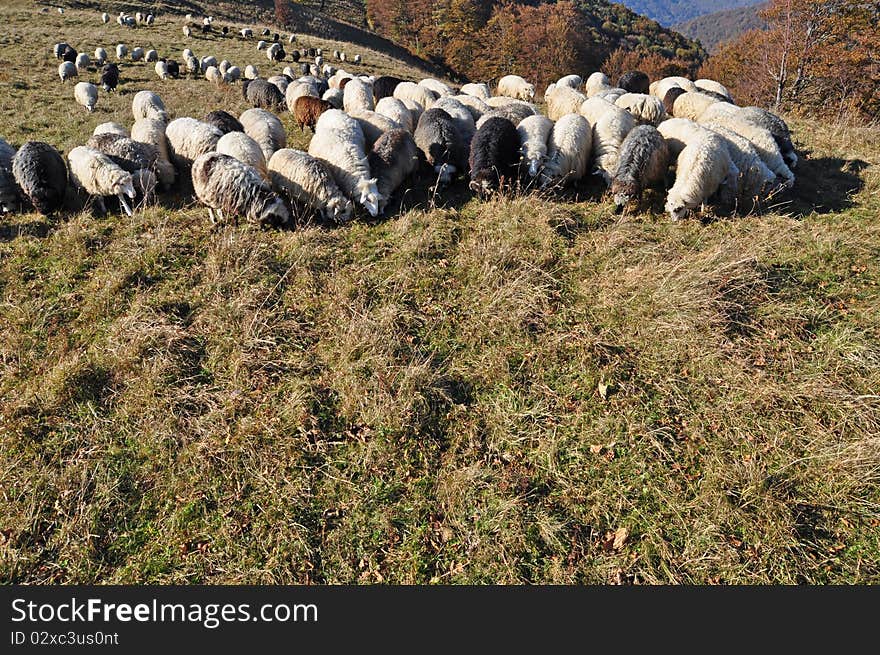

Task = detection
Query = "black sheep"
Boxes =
[618,71,650,95]
[201,24,211,34]
[100,63,119,92]
[165,59,180,78]
[468,117,520,196]
[222,26,229,35]
[204,110,244,135]
[271,46,286,62]
[290,50,300,62]
[273,33,280,42]
[0,138,21,213]
[262,28,271,36]
[12,142,67,215]
[373,75,405,103]
[53,42,69,59]
[662,86,687,117]
[61,45,77,63]
[414,108,467,187]
[245,78,285,110]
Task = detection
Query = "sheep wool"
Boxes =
[546,85,587,121]
[12,141,67,215]
[343,77,375,113]
[419,79,454,97]
[74,82,98,112]
[268,148,353,223]
[393,82,438,110]
[203,110,244,135]
[75,52,90,70]
[308,109,379,216]
[347,109,402,149]
[475,103,536,129]
[372,75,403,101]
[413,108,466,187]
[450,94,490,123]
[614,93,665,126]
[468,117,520,196]
[540,113,592,189]
[611,125,670,210]
[707,124,778,208]
[191,152,289,226]
[217,131,269,179]
[322,88,343,110]
[459,82,491,100]
[618,71,650,95]
[584,72,611,98]
[58,61,77,83]
[735,107,797,168]
[665,132,739,220]
[67,146,136,216]
[579,96,616,125]
[286,80,319,112]
[367,129,419,213]
[85,133,165,201]
[701,115,794,188]
[375,97,413,133]
[517,114,554,178]
[165,117,223,170]
[432,97,476,146]
[695,79,732,102]
[94,48,107,66]
[94,122,129,137]
[657,117,712,159]
[131,119,176,189]
[497,74,535,101]
[671,91,723,122]
[132,90,169,123]
[155,60,169,80]
[0,138,20,213]
[239,108,287,162]
[591,105,637,184]
[556,74,584,91]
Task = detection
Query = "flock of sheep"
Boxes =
[0,10,800,227]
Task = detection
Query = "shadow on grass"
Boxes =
[0,219,52,241]
[777,152,868,218]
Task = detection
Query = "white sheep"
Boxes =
[286,80,319,112]
[347,109,402,148]
[268,148,353,223]
[240,28,253,38]
[375,97,413,133]
[670,91,722,121]
[584,72,611,98]
[459,82,491,100]
[244,65,259,80]
[145,49,158,63]
[94,48,107,66]
[239,108,287,162]
[615,93,666,126]
[322,88,344,109]
[130,47,144,62]
[101,12,110,23]
[546,84,587,121]
[132,90,168,123]
[131,118,176,189]
[450,94,490,122]
[352,54,362,64]
[591,104,637,184]
[67,146,136,216]
[217,131,269,179]
[432,97,476,146]
[192,152,289,226]
[556,74,583,90]
[74,82,98,112]
[400,98,424,127]
[183,25,192,38]
[116,44,128,60]
[307,109,379,217]
[665,132,739,220]
[695,79,732,102]
[75,52,90,70]
[343,77,375,113]
[93,122,129,137]
[58,61,77,83]
[650,76,698,100]
[419,79,454,97]
[369,129,418,214]
[485,96,535,110]
[579,96,615,124]
[165,117,223,170]
[517,114,554,178]
[657,117,713,159]
[393,82,437,110]
[205,66,223,85]
[496,74,535,101]
[200,55,217,73]
[540,113,592,188]
[701,115,794,188]
[707,124,778,207]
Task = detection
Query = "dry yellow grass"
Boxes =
[1,1,879,584]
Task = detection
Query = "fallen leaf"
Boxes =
[590,444,604,455]
[598,381,609,399]
[613,527,629,550]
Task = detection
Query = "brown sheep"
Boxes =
[294,96,334,133]
[339,77,352,90]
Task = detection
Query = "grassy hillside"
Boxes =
[674,4,767,53]
[2,2,879,584]
[618,0,764,27]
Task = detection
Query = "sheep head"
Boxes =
[357,177,380,217]
[610,177,639,212]
[326,196,354,223]
[259,196,291,227]
[664,197,689,221]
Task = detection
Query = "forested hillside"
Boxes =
[616,0,763,27]
[674,4,767,53]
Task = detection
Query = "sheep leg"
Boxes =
[208,207,217,224]
[117,193,133,217]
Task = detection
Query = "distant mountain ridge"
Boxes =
[673,4,768,53]
[616,0,764,27]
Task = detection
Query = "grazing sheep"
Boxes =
[132,90,168,123]
[657,117,712,158]
[611,125,670,211]
[100,63,119,92]
[556,74,584,91]
[53,43,68,59]
[540,113,592,189]
[475,102,536,129]
[707,124,778,208]
[93,122,128,137]
[74,82,98,112]
[419,79,454,97]
[145,49,158,63]
[307,109,380,216]
[591,105,637,184]
[618,71,650,95]
[165,117,223,170]
[413,108,466,187]
[375,97,413,133]
[322,87,343,109]
[497,74,535,101]
[85,133,165,201]
[650,76,698,100]
[67,147,135,216]
[579,96,616,124]
[585,72,612,98]
[347,109,402,148]
[367,129,419,214]
[695,79,732,102]
[701,115,794,188]
[546,84,587,121]
[373,75,405,102]
[155,60,169,80]
[245,78,286,109]
[200,55,218,73]
[102,12,110,24]
[131,118,176,189]
[183,25,192,38]
[460,82,491,100]
[239,108,287,162]
[615,93,666,126]
[58,61,77,83]
[268,148,353,222]
[398,98,424,128]
[285,80,319,111]
[468,117,520,196]
[241,28,253,38]
[12,142,67,215]
[94,48,107,66]
[394,82,438,110]
[595,87,628,103]
[167,59,181,79]
[735,107,797,168]
[432,97,476,145]
[191,152,289,226]
[517,114,554,178]
[484,96,535,111]
[131,48,144,62]
[0,138,21,213]
[75,52,90,70]
[665,132,739,220]
[352,54,362,64]
[244,65,259,80]
[293,96,333,132]
[669,91,723,121]
[204,110,244,135]
[267,75,290,94]
[217,131,268,179]
[116,44,128,60]
[61,46,77,63]
[343,77,375,113]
